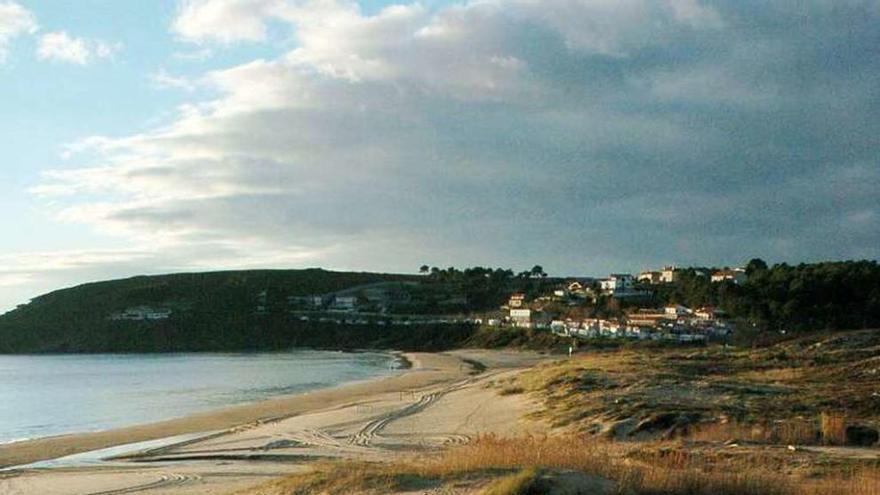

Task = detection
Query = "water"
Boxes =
[0,351,400,445]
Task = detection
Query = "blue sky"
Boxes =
[0,0,879,311]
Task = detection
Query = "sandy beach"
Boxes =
[0,350,554,495]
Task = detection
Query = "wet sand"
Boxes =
[0,352,463,469]
[0,350,554,495]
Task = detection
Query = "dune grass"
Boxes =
[479,468,544,495]
[247,435,880,495]
[689,412,855,447]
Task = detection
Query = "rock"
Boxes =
[632,413,679,435]
[845,425,879,447]
[787,445,797,452]
[604,418,637,439]
[631,412,701,439]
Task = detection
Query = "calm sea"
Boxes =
[0,351,400,444]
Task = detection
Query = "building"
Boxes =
[508,293,526,308]
[638,266,679,284]
[664,305,692,317]
[288,295,326,308]
[509,308,532,327]
[711,268,747,285]
[567,281,585,293]
[110,307,172,321]
[599,274,634,294]
[331,296,358,311]
[659,266,679,283]
[625,309,668,326]
[694,306,726,321]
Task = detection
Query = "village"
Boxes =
[105,266,746,344]
[504,266,738,343]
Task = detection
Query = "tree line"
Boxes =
[654,259,880,332]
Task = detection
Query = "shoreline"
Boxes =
[0,351,468,469]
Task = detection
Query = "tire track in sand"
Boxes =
[85,472,202,495]
[348,372,499,447]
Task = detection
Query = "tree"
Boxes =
[746,258,768,276]
[419,265,430,274]
[530,265,546,278]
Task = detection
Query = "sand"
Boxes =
[0,350,553,495]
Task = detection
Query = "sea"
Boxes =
[0,351,401,445]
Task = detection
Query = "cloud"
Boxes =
[37,30,122,65]
[20,0,880,309]
[0,242,328,310]
[0,1,37,62]
[172,0,284,44]
[150,68,200,91]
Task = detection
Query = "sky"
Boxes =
[0,0,878,311]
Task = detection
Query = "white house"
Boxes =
[332,296,358,311]
[599,274,634,294]
[110,307,172,321]
[664,305,692,317]
[510,308,532,327]
[695,307,726,321]
[659,266,679,283]
[711,268,747,285]
[508,293,526,308]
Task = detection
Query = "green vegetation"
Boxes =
[1,259,878,353]
[466,326,568,351]
[651,259,880,332]
[402,265,552,314]
[0,268,566,353]
[0,269,423,353]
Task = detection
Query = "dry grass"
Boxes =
[737,368,805,382]
[412,435,800,495]
[248,333,880,495]
[801,469,880,495]
[479,468,543,495]
[250,436,880,495]
[821,412,848,446]
[250,461,419,495]
[498,385,525,396]
[411,434,624,480]
[690,419,819,445]
[690,413,854,446]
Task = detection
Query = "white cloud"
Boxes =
[173,47,213,60]
[150,68,200,91]
[172,0,283,44]
[0,243,329,311]
[37,31,122,65]
[17,0,880,310]
[0,1,37,62]
[94,39,123,58]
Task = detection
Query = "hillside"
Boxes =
[0,269,432,353]
[0,266,571,353]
